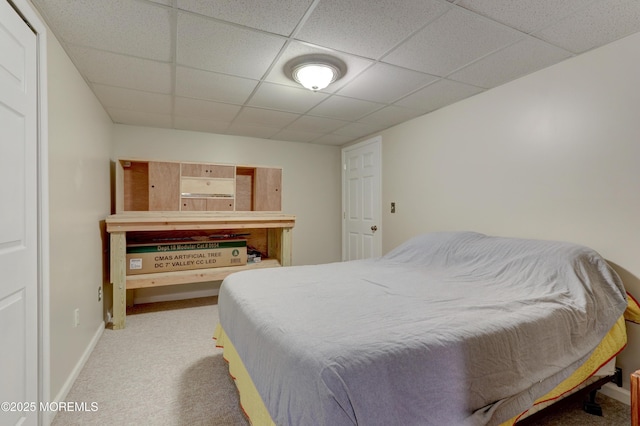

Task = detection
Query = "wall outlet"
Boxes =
[391,202,396,213]
[74,308,80,327]
[98,286,102,302]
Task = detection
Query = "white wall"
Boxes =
[47,33,113,401]
[112,125,343,301]
[376,32,640,390]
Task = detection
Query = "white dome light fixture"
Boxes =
[285,55,347,92]
[293,63,338,91]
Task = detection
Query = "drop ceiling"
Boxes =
[31,0,640,145]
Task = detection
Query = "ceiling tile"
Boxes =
[272,129,324,143]
[233,107,300,127]
[262,41,374,92]
[174,97,242,122]
[358,105,425,128]
[337,63,438,103]
[175,67,259,104]
[176,12,286,78]
[286,115,349,134]
[248,82,329,113]
[296,0,451,58]
[449,37,572,88]
[383,8,522,77]
[395,79,483,112]
[92,84,172,115]
[66,45,172,94]
[533,0,640,53]
[174,116,231,134]
[307,96,384,121]
[454,0,596,34]
[312,133,355,146]
[177,0,313,36]
[33,0,172,61]
[332,121,387,138]
[226,123,282,139]
[107,108,173,129]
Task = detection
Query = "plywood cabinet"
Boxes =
[121,160,181,211]
[235,166,282,211]
[116,159,282,213]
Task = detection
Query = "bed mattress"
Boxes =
[217,232,629,425]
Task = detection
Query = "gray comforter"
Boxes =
[218,231,627,425]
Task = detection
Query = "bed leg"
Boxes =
[583,388,603,416]
[612,367,623,387]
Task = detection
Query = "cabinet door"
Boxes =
[182,197,234,212]
[254,168,282,211]
[182,163,234,178]
[181,198,206,211]
[207,199,235,211]
[148,162,181,211]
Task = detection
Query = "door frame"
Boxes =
[341,135,382,260]
[8,1,50,424]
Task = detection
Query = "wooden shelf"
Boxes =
[126,258,280,289]
[106,211,295,232]
[106,212,295,329]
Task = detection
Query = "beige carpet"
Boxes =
[52,297,630,425]
[52,297,248,426]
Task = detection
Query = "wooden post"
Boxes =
[281,227,292,266]
[110,231,127,330]
[633,369,640,426]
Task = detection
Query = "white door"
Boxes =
[0,1,39,425]
[342,136,382,261]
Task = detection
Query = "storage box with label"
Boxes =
[126,239,247,275]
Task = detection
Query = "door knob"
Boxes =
[371,225,377,232]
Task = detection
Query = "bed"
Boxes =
[214,231,639,425]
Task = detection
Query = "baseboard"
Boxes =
[133,288,219,305]
[47,321,104,424]
[599,382,630,405]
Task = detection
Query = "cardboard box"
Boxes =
[126,239,247,275]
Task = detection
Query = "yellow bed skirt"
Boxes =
[214,324,276,426]
[507,294,640,424]
[214,295,639,426]
[502,314,627,425]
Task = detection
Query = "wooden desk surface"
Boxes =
[106,211,296,232]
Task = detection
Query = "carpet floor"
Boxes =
[52,297,630,425]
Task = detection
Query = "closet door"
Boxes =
[0,2,39,424]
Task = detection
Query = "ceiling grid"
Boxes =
[31,0,640,145]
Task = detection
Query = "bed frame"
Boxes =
[516,368,622,424]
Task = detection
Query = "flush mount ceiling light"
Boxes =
[285,55,347,92]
